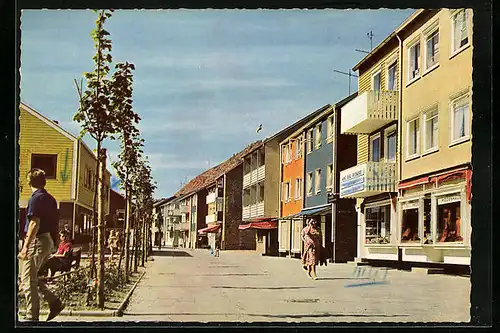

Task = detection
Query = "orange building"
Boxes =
[278,131,305,257]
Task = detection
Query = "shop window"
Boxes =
[401,207,420,242]
[423,198,432,244]
[437,201,463,242]
[31,154,57,179]
[365,205,391,244]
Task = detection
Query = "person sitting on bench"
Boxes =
[40,231,72,277]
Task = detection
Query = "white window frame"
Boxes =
[306,172,313,197]
[296,137,303,159]
[407,40,421,84]
[449,93,471,146]
[371,69,382,92]
[326,115,334,144]
[295,178,302,200]
[306,129,314,154]
[450,9,471,58]
[424,25,440,73]
[282,181,291,203]
[386,61,398,91]
[326,164,333,189]
[314,168,322,195]
[384,125,397,162]
[406,117,420,160]
[423,107,439,154]
[315,123,322,150]
[369,132,381,162]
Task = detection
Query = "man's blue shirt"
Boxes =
[25,188,58,237]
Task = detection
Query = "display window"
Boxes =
[364,205,391,244]
[401,201,420,243]
[423,197,433,244]
[437,200,463,243]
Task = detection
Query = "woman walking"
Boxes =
[301,219,322,280]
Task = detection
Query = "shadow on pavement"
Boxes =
[317,277,371,280]
[122,312,410,318]
[153,251,193,257]
[198,273,268,276]
[211,286,310,290]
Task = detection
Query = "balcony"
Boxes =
[206,192,217,204]
[167,207,181,216]
[205,213,218,224]
[243,165,266,188]
[242,201,265,220]
[175,222,189,231]
[180,205,190,214]
[341,90,398,135]
[339,162,396,198]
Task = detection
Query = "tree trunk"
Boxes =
[122,187,131,282]
[97,148,107,309]
[141,217,146,266]
[134,214,139,273]
[86,140,101,305]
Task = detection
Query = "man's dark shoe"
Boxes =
[46,299,65,321]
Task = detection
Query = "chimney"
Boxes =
[53,120,59,124]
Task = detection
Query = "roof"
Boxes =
[174,141,262,197]
[280,104,333,144]
[352,9,425,72]
[240,141,264,159]
[153,196,177,207]
[263,103,334,144]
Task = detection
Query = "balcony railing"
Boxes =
[175,222,189,231]
[167,208,181,216]
[341,90,398,134]
[242,201,265,220]
[180,205,190,213]
[206,192,217,204]
[243,165,266,188]
[339,161,396,198]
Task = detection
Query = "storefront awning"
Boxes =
[239,221,278,230]
[296,205,331,217]
[198,224,220,234]
[398,176,431,190]
[243,216,277,223]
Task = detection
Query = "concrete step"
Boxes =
[411,267,445,275]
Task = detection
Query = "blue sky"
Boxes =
[20,9,414,198]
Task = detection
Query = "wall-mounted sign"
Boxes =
[401,200,418,210]
[437,193,461,205]
[340,164,366,197]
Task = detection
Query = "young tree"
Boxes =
[73,9,121,308]
[110,61,142,282]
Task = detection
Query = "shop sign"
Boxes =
[340,165,366,197]
[401,200,418,210]
[437,193,461,205]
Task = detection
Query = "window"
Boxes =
[401,204,420,243]
[259,149,265,167]
[31,154,57,179]
[315,124,322,149]
[243,188,251,207]
[326,115,334,143]
[306,172,313,197]
[251,152,258,170]
[243,157,251,174]
[282,144,291,164]
[282,182,290,202]
[326,164,333,189]
[451,95,470,143]
[295,178,302,200]
[407,118,420,158]
[425,30,440,69]
[369,133,381,162]
[385,130,397,162]
[451,9,470,53]
[387,62,397,91]
[408,42,421,81]
[295,137,303,159]
[423,197,432,244]
[306,130,314,154]
[437,199,463,243]
[315,169,322,194]
[258,182,265,202]
[365,205,391,244]
[372,71,381,92]
[424,108,439,152]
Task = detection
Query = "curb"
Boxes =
[115,270,146,317]
[18,309,116,317]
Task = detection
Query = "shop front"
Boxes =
[239,217,278,256]
[398,168,472,266]
[199,224,221,250]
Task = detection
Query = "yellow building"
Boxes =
[339,9,472,268]
[19,102,111,246]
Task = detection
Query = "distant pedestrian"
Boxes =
[301,218,322,280]
[18,168,64,321]
[108,230,119,260]
[214,239,220,257]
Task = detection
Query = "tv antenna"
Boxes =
[333,69,358,95]
[355,30,375,55]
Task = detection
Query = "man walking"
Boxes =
[18,169,64,322]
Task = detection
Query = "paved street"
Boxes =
[55,247,470,323]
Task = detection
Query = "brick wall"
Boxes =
[223,165,256,250]
[334,198,357,262]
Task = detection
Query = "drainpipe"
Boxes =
[222,174,227,249]
[332,107,339,263]
[396,32,403,267]
[72,141,80,241]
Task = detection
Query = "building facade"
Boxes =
[19,102,111,247]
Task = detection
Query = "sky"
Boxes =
[20,9,414,198]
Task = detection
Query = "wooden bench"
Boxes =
[40,247,82,278]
